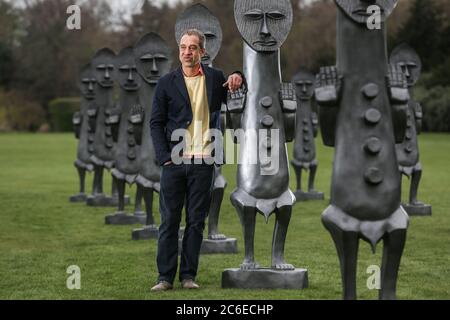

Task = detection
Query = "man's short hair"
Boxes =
[180,29,205,50]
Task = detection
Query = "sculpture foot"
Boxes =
[208,233,227,240]
[402,202,432,216]
[69,193,87,202]
[240,261,260,270]
[272,262,295,270]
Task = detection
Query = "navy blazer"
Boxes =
[150,64,228,165]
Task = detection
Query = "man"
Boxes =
[150,29,243,291]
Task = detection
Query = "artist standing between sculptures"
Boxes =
[150,29,243,291]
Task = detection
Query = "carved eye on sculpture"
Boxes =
[266,10,285,20]
[204,31,216,40]
[244,9,264,20]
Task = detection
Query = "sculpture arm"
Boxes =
[314,66,342,147]
[387,64,409,143]
[311,112,319,138]
[86,103,98,134]
[72,111,82,139]
[226,86,246,131]
[129,104,145,146]
[279,82,297,142]
[414,102,423,134]
[106,103,121,143]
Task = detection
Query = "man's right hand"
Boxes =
[163,161,173,166]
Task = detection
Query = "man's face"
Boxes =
[134,33,172,85]
[234,0,293,52]
[179,34,205,68]
[335,0,398,24]
[292,70,315,101]
[175,4,222,66]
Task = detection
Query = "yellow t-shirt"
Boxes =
[183,74,210,157]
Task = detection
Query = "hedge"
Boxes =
[48,97,80,132]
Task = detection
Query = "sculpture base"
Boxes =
[86,194,130,207]
[221,268,308,289]
[105,212,146,225]
[294,190,324,201]
[69,193,87,202]
[131,225,159,240]
[403,203,432,216]
[177,238,238,255]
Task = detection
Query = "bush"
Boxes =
[0,88,46,132]
[415,85,450,132]
[47,97,80,132]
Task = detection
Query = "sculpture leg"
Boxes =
[308,161,318,192]
[293,165,302,192]
[379,229,407,300]
[236,205,259,269]
[111,176,118,198]
[116,179,126,213]
[92,165,104,195]
[272,205,294,270]
[77,166,86,194]
[409,163,422,205]
[134,184,144,214]
[322,218,359,300]
[143,187,155,226]
[208,186,226,240]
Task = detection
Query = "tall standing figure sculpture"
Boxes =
[105,47,146,225]
[87,48,129,207]
[70,64,97,202]
[174,3,237,253]
[390,44,431,216]
[314,0,410,300]
[222,0,308,289]
[291,68,324,201]
[130,32,173,239]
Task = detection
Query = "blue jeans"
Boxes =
[156,162,215,284]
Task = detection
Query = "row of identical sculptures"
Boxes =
[70,0,431,299]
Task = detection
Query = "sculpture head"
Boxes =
[175,4,222,66]
[116,46,142,92]
[79,64,96,100]
[335,0,398,24]
[133,32,172,85]
[390,43,422,87]
[91,48,116,88]
[234,0,293,52]
[292,69,315,101]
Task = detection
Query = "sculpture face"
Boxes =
[335,0,398,24]
[79,65,96,100]
[390,44,422,87]
[175,4,222,65]
[91,48,116,88]
[292,69,315,101]
[116,47,142,92]
[234,0,293,52]
[134,32,172,85]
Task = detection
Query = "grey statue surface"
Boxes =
[291,68,324,201]
[390,43,431,216]
[315,0,409,300]
[222,0,307,289]
[174,3,237,254]
[130,32,172,239]
[105,46,145,225]
[87,48,128,207]
[70,64,97,202]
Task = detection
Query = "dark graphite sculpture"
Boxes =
[130,32,172,239]
[70,64,97,202]
[222,0,307,289]
[87,48,129,207]
[390,43,431,216]
[315,0,410,300]
[291,68,324,201]
[105,46,146,225]
[174,3,237,254]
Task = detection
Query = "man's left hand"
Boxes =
[223,73,243,92]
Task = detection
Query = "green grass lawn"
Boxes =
[0,132,449,299]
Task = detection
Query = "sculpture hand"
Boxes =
[314,66,342,105]
[129,104,145,145]
[72,111,81,139]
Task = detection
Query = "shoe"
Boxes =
[151,281,173,291]
[181,279,200,289]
